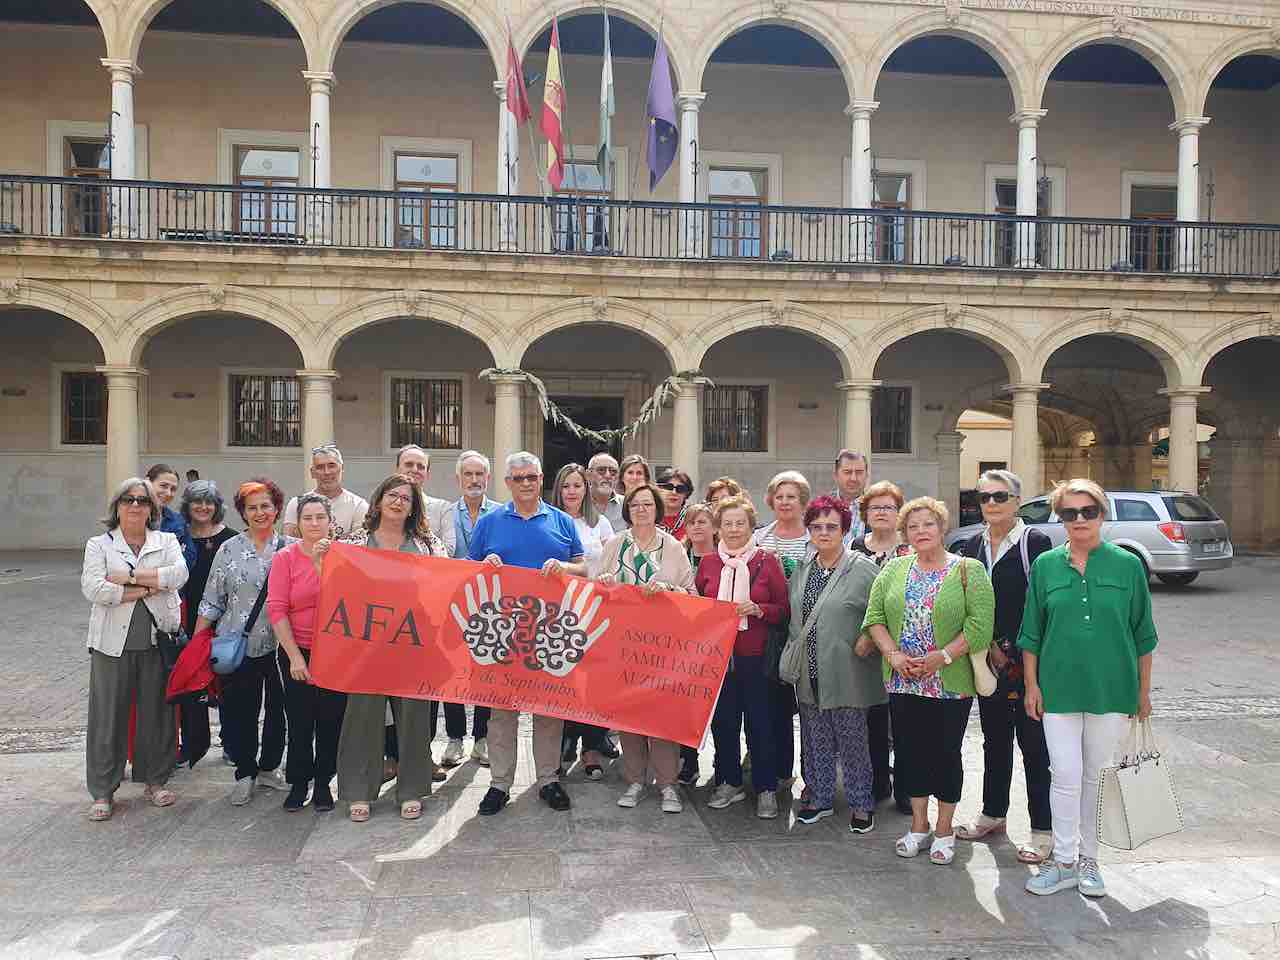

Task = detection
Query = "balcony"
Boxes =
[3,174,1280,279]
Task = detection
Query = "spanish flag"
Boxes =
[541,17,566,190]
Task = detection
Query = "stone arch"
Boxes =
[1033,18,1193,120]
[1191,313,1279,384]
[1194,30,1280,117]
[117,0,319,66]
[692,3,860,102]
[863,9,1035,113]
[519,1,694,93]
[319,290,508,368]
[318,0,505,77]
[688,301,856,379]
[120,285,313,366]
[514,297,683,371]
[0,279,115,361]
[859,304,1029,383]
[1030,309,1190,389]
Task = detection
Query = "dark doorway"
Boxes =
[543,396,624,490]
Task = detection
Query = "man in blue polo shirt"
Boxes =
[468,451,586,815]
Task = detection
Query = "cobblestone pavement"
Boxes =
[2,552,1279,959]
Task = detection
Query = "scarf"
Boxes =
[716,540,759,631]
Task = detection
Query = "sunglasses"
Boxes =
[1059,505,1102,522]
[979,491,1013,504]
[509,474,541,485]
[119,495,151,507]
[657,482,693,495]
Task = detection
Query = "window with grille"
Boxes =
[708,168,767,259]
[234,146,300,236]
[1130,185,1177,272]
[391,377,463,449]
[994,178,1050,267]
[394,153,458,249]
[873,173,910,263]
[703,384,768,452]
[552,160,612,253]
[229,373,301,447]
[872,385,911,454]
[62,371,107,444]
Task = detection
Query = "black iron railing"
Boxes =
[2,174,1279,278]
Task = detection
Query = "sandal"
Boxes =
[895,830,932,858]
[349,802,371,823]
[400,799,422,820]
[956,814,1006,841]
[143,785,176,807]
[1017,830,1054,864]
[930,833,956,865]
[89,798,113,822]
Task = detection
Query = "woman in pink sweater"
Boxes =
[267,492,346,812]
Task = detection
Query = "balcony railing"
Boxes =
[3,174,1279,278]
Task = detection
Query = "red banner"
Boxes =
[309,544,739,747]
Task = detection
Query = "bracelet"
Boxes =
[940,648,954,666]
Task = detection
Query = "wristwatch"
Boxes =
[940,648,954,665]
[128,572,136,586]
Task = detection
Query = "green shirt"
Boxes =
[1017,541,1158,715]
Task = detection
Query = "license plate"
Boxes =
[1202,541,1223,554]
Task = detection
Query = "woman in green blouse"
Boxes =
[1020,479,1157,900]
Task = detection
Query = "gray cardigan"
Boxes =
[787,550,887,711]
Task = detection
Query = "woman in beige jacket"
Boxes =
[596,483,696,814]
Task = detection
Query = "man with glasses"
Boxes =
[283,444,368,539]
[587,452,625,530]
[394,444,458,555]
[467,452,587,816]
[832,449,870,546]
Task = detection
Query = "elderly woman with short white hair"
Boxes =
[82,478,189,821]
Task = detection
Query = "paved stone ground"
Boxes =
[2,551,1280,959]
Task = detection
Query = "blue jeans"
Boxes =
[712,653,776,791]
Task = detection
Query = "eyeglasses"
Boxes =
[1059,505,1102,522]
[383,492,414,505]
[630,500,656,510]
[119,495,151,507]
[979,491,1013,504]
[509,473,541,485]
[807,522,842,535]
[866,504,897,513]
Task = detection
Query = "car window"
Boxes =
[1019,499,1052,524]
[1163,495,1219,521]
[1115,499,1159,522]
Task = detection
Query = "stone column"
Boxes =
[1170,116,1210,271]
[845,99,878,262]
[1160,386,1210,493]
[836,379,879,460]
[677,91,706,257]
[1209,437,1262,548]
[303,71,335,243]
[98,365,145,493]
[297,369,338,491]
[1007,383,1049,496]
[1011,109,1047,267]
[1262,438,1280,548]
[670,376,705,489]
[494,80,520,250]
[489,374,524,501]
[102,59,140,238]
[935,431,965,531]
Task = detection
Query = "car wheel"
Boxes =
[1156,572,1199,587]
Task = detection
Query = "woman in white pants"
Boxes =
[1018,478,1157,898]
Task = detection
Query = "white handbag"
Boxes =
[1097,718,1185,850]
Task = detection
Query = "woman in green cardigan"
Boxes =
[864,496,994,865]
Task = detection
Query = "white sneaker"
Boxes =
[756,790,779,819]
[617,783,644,808]
[707,783,747,809]
[230,777,255,806]
[471,738,490,766]
[441,739,465,767]
[660,785,683,814]
[257,769,288,792]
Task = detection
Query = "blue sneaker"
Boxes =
[1078,857,1107,898]
[1025,861,1079,896]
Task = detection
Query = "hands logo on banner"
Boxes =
[449,572,611,677]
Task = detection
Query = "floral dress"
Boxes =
[887,556,962,700]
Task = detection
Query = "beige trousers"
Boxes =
[486,709,564,794]
[619,733,680,788]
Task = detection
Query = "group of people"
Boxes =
[81,442,1157,899]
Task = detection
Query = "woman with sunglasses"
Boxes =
[1020,479,1157,899]
[655,467,694,541]
[954,471,1054,864]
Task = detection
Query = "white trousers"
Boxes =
[1042,712,1128,863]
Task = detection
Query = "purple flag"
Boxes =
[645,35,678,191]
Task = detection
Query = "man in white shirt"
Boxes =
[832,448,869,545]
[282,443,369,539]
[395,444,458,555]
[587,452,625,530]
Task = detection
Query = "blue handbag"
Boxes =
[210,545,276,675]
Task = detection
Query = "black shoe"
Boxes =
[676,763,698,786]
[850,811,876,834]
[796,805,834,824]
[539,782,571,811]
[312,785,335,812]
[478,787,510,816]
[282,783,309,812]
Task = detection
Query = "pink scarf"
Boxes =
[717,540,759,631]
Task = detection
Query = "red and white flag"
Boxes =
[540,18,566,190]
